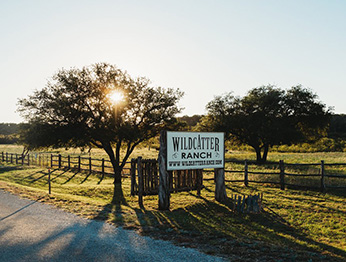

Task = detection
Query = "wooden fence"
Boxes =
[2,151,346,193]
[130,157,203,208]
[130,157,203,196]
[222,159,346,192]
[0,151,131,177]
[0,151,50,167]
[230,193,263,213]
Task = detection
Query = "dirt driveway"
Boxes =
[0,190,226,262]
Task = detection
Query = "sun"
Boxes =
[109,90,124,104]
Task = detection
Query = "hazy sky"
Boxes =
[1,0,346,123]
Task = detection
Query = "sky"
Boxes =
[1,0,346,123]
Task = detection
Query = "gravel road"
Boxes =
[0,190,226,262]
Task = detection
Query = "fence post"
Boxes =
[10,153,13,164]
[130,159,136,196]
[48,169,51,194]
[15,153,18,164]
[1,152,4,161]
[321,160,326,193]
[58,154,62,169]
[101,158,105,181]
[196,169,202,196]
[6,152,8,163]
[68,155,70,169]
[27,154,30,166]
[137,157,144,208]
[78,156,81,172]
[89,157,92,173]
[244,160,249,186]
[280,160,285,190]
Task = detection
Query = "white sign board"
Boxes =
[167,131,224,171]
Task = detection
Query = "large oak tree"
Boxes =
[200,85,331,162]
[18,63,183,202]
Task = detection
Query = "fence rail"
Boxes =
[224,159,346,192]
[1,151,346,192]
[0,151,131,178]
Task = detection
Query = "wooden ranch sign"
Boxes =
[167,131,225,171]
[158,130,227,210]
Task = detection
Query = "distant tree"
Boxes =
[0,134,17,144]
[178,115,202,129]
[0,123,19,135]
[18,63,183,202]
[0,123,19,145]
[329,114,346,139]
[199,85,331,162]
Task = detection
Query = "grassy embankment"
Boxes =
[0,144,345,261]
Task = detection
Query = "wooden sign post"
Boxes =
[158,131,171,210]
[214,168,227,203]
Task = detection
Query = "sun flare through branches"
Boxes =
[108,90,124,105]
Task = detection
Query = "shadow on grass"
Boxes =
[92,189,346,261]
[50,169,69,182]
[24,170,45,180]
[93,183,128,225]
[277,193,346,215]
[0,165,25,173]
[1,165,344,260]
[24,169,68,185]
[62,171,79,184]
[80,172,93,184]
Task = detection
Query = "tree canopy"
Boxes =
[199,85,331,162]
[18,63,183,201]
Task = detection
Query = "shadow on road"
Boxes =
[0,191,221,262]
[0,198,42,221]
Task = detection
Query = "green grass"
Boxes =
[0,144,160,160]
[1,146,346,261]
[0,165,345,261]
[225,150,346,164]
[2,144,346,164]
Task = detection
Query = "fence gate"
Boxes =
[130,157,203,207]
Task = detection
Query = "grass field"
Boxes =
[0,145,346,261]
[2,143,346,164]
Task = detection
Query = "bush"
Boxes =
[274,138,346,153]
[0,134,18,144]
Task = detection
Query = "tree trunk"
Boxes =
[112,182,127,206]
[102,142,124,204]
[254,145,269,163]
[102,142,122,184]
[262,144,269,162]
[254,146,262,163]
[113,141,122,184]
[113,166,122,184]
